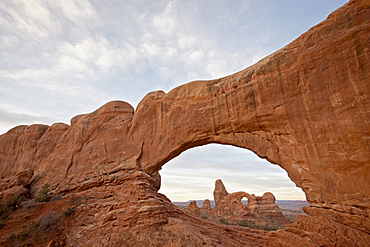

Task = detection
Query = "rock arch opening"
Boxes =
[159,143,306,202]
[158,143,307,228]
[241,196,249,205]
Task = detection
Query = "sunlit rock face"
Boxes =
[0,0,369,246]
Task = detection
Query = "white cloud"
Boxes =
[0,107,56,134]
[177,35,197,50]
[1,35,20,48]
[0,0,60,38]
[57,37,123,75]
[152,2,176,34]
[206,59,228,78]
[141,42,160,57]
[52,0,97,23]
[187,50,205,66]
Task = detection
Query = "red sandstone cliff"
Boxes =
[0,0,369,246]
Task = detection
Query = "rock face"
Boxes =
[0,1,369,246]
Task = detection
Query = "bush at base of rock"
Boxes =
[35,184,52,203]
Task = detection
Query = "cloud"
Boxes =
[0,0,61,39]
[52,0,97,23]
[1,0,263,116]
[152,1,176,34]
[0,108,54,124]
[0,108,56,134]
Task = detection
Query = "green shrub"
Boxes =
[5,228,32,246]
[238,220,256,228]
[38,211,61,232]
[219,218,229,225]
[35,183,52,203]
[16,229,30,242]
[6,195,26,210]
[62,207,74,217]
[237,219,281,231]
[0,195,27,228]
[0,203,10,222]
[261,223,280,231]
[6,233,16,242]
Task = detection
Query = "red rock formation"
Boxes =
[200,199,212,214]
[15,168,34,187]
[0,168,34,201]
[187,201,200,216]
[0,1,369,246]
[248,192,288,221]
[211,179,287,222]
[189,180,287,224]
[212,179,250,216]
[213,179,229,205]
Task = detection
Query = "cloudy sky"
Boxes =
[1,0,347,201]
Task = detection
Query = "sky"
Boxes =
[0,0,348,201]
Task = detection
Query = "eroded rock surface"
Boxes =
[211,179,286,220]
[188,179,289,228]
[0,0,369,246]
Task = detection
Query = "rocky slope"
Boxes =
[0,0,369,246]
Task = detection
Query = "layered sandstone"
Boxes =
[0,0,369,246]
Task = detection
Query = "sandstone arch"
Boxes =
[0,1,369,246]
[211,179,249,215]
[128,0,370,209]
[114,1,370,243]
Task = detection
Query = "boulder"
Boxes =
[15,168,34,187]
